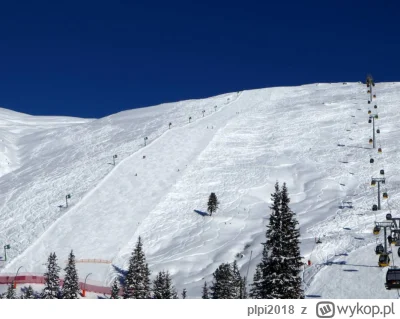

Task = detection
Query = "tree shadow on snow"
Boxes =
[306,295,322,298]
[194,210,209,217]
[112,264,127,286]
[343,269,359,272]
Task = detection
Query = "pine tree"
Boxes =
[181,288,187,299]
[279,183,304,299]
[250,182,304,299]
[6,282,17,299]
[232,260,246,299]
[21,286,35,299]
[42,252,61,299]
[202,281,209,299]
[152,270,177,299]
[123,236,151,299]
[62,250,80,299]
[110,278,120,299]
[207,192,219,216]
[210,263,235,299]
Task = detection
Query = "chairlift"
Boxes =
[372,204,378,211]
[386,268,400,289]
[373,226,381,235]
[368,101,371,104]
[380,169,385,175]
[377,129,380,133]
[379,253,390,267]
[373,83,375,86]
[369,119,372,123]
[368,110,371,114]
[386,213,392,220]
[378,148,382,153]
[375,115,379,119]
[373,94,376,98]
[383,192,388,199]
[374,105,377,109]
[375,243,384,254]
[370,158,374,164]
[369,138,373,144]
[371,180,376,186]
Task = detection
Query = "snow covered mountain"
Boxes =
[1,82,400,298]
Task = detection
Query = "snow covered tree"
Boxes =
[42,252,61,299]
[6,282,17,299]
[123,236,151,299]
[249,182,304,299]
[152,270,178,299]
[202,281,209,299]
[62,250,80,299]
[110,278,120,299]
[207,192,219,216]
[210,263,235,299]
[181,288,187,299]
[21,286,35,299]
[232,260,247,299]
[279,183,304,299]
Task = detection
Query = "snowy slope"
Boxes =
[1,82,400,298]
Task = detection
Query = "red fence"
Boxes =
[0,274,123,296]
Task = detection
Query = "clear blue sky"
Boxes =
[0,0,398,118]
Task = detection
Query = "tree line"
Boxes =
[0,181,303,299]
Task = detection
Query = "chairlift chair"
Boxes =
[372,204,378,211]
[374,105,377,109]
[373,226,381,235]
[380,169,385,175]
[378,148,382,153]
[368,110,371,114]
[385,268,400,289]
[386,213,392,220]
[371,180,376,186]
[373,95,376,98]
[379,253,390,267]
[375,243,384,254]
[383,192,388,199]
[375,115,379,119]
[368,101,371,104]
[369,119,372,123]
[369,138,373,144]
[377,129,380,133]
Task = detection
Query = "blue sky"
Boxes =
[0,0,398,118]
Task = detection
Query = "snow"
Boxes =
[1,82,400,298]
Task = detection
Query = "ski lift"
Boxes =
[367,90,371,93]
[377,129,380,133]
[367,83,370,87]
[373,94,376,98]
[375,243,384,254]
[368,110,371,114]
[368,101,371,104]
[372,204,378,211]
[369,119,372,123]
[383,192,388,199]
[374,105,377,109]
[380,169,385,175]
[375,114,379,119]
[379,253,390,267]
[385,268,400,289]
[386,213,392,220]
[373,83,375,86]
[369,138,373,144]
[378,148,382,153]
[371,180,376,186]
[370,158,374,164]
[373,226,381,235]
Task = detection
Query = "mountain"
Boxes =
[1,82,399,298]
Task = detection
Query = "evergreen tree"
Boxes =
[123,236,151,299]
[21,286,35,299]
[110,278,120,299]
[207,193,219,216]
[42,252,61,299]
[232,261,246,299]
[202,281,209,299]
[181,288,187,299]
[6,282,17,299]
[250,182,304,299]
[210,263,235,299]
[62,250,80,299]
[152,270,177,299]
[279,183,304,299]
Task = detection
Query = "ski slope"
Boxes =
[1,82,400,298]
